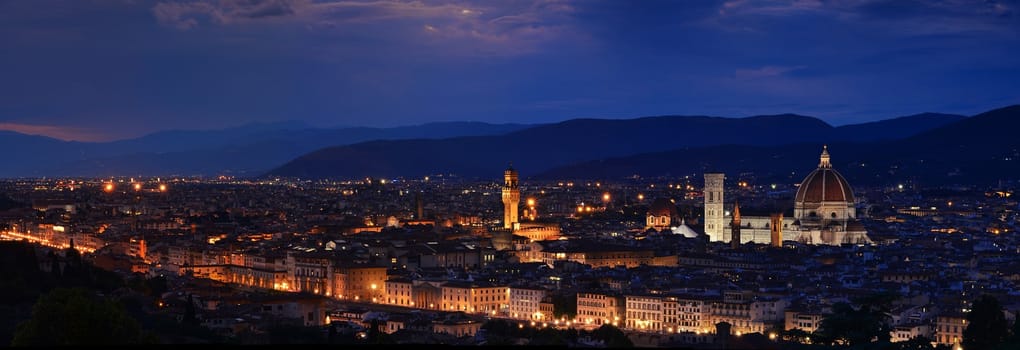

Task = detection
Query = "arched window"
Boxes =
[831,212,837,218]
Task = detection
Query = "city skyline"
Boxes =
[2,1,1019,348]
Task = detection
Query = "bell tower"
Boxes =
[704,173,725,241]
[502,163,520,230]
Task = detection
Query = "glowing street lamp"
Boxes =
[133,183,141,191]
[104,183,114,192]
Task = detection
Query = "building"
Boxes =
[704,173,726,241]
[935,313,967,349]
[626,294,664,332]
[492,165,561,248]
[509,286,548,320]
[502,164,520,230]
[668,294,717,334]
[384,277,415,307]
[518,240,676,269]
[784,309,825,333]
[577,292,624,328]
[709,291,787,335]
[334,263,388,302]
[646,198,679,231]
[707,146,872,246]
[440,281,509,315]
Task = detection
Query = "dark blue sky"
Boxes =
[1,0,1018,141]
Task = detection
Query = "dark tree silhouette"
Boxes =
[962,295,1008,350]
[552,293,577,320]
[814,292,896,347]
[183,294,198,326]
[1009,311,1020,346]
[897,335,936,350]
[11,287,143,346]
[592,324,633,348]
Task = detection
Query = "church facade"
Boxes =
[704,146,872,246]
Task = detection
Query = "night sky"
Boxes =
[1,0,1018,142]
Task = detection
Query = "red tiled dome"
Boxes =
[795,168,855,203]
[795,146,854,204]
[647,198,678,217]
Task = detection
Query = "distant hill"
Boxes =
[832,113,965,141]
[0,121,531,178]
[537,106,1020,187]
[265,111,968,181]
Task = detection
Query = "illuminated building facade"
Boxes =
[502,164,520,230]
[384,278,415,307]
[626,295,664,332]
[935,314,967,348]
[576,292,624,327]
[708,146,872,246]
[646,198,678,231]
[440,281,509,315]
[704,173,726,241]
[669,295,715,333]
[784,309,824,333]
[509,286,548,320]
[333,264,387,302]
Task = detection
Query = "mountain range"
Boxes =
[0,121,531,178]
[265,111,974,184]
[5,105,1017,187]
[536,105,1020,187]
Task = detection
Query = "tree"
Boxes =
[1006,311,1020,347]
[814,291,896,348]
[183,294,198,326]
[962,295,1008,350]
[528,327,567,346]
[592,324,633,348]
[898,335,936,350]
[552,293,577,320]
[11,287,143,346]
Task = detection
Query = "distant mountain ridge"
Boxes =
[0,121,532,178]
[264,111,967,181]
[536,106,1020,186]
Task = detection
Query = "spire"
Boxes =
[732,201,741,223]
[819,145,831,168]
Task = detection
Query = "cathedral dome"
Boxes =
[647,198,678,218]
[795,146,855,204]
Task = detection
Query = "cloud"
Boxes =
[712,0,1018,36]
[151,0,585,56]
[0,122,113,142]
[152,0,307,30]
